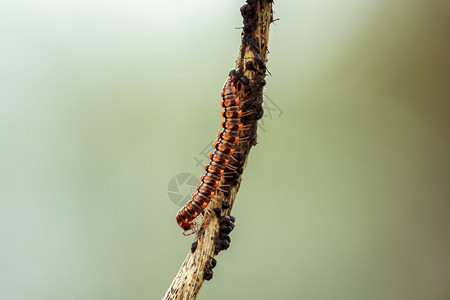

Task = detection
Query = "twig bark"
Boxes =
[163,1,273,299]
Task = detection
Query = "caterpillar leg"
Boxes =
[224,164,237,171]
[182,219,201,236]
[217,186,231,193]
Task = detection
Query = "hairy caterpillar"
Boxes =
[176,72,242,231]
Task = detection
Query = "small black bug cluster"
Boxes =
[239,0,271,148]
[229,68,243,81]
[221,201,230,209]
[202,214,236,281]
[240,1,269,76]
[240,1,258,35]
[203,258,217,281]
[223,153,245,189]
[214,215,236,254]
[190,240,198,253]
[212,207,221,218]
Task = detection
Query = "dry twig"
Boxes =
[163,1,273,299]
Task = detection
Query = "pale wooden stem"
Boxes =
[163,1,273,299]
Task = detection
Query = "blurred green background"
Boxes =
[1,0,449,299]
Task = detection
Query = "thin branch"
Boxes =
[163,1,273,299]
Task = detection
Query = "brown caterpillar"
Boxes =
[176,73,242,231]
